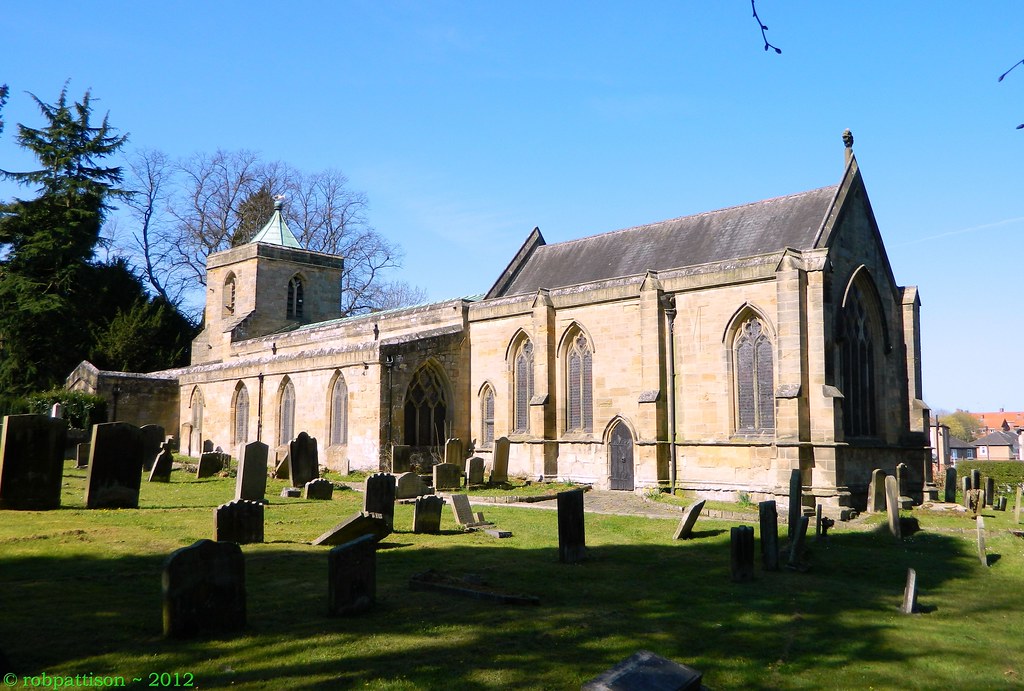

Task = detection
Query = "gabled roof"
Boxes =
[250,200,301,248]
[972,430,1019,447]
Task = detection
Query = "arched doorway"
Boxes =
[608,420,634,491]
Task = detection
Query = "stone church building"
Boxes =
[68,140,932,513]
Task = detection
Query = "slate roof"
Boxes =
[948,436,974,450]
[250,200,301,248]
[972,430,1020,448]
[492,184,840,298]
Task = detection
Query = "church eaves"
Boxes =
[249,199,302,248]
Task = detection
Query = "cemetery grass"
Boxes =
[0,466,1022,689]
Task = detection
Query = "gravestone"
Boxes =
[582,650,704,691]
[867,469,886,512]
[467,457,485,486]
[196,451,228,478]
[162,539,245,638]
[966,489,982,518]
[962,477,972,508]
[313,512,391,546]
[328,534,376,616]
[444,437,464,469]
[996,496,1007,511]
[395,471,428,499]
[449,493,477,527]
[901,568,918,614]
[491,436,510,483]
[673,499,706,540]
[413,495,444,534]
[363,473,396,528]
[759,500,779,571]
[304,478,334,500]
[148,443,174,483]
[971,469,981,496]
[288,432,318,488]
[280,487,301,498]
[787,515,809,567]
[976,515,987,567]
[76,442,91,469]
[235,441,269,501]
[788,469,802,539]
[391,444,412,473]
[984,477,995,507]
[85,422,145,509]
[557,488,586,564]
[730,525,755,582]
[0,414,68,510]
[202,440,214,453]
[815,504,823,540]
[1016,485,1022,524]
[433,463,462,491]
[214,500,264,544]
[139,424,165,472]
[896,462,912,508]
[274,454,289,480]
[884,475,902,539]
[50,403,63,419]
[944,466,957,503]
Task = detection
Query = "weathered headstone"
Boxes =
[85,422,145,509]
[288,432,318,488]
[944,466,957,503]
[901,568,918,614]
[76,442,91,469]
[884,475,902,539]
[984,477,995,507]
[214,500,264,544]
[491,436,510,484]
[730,525,755,582]
[444,437,464,469]
[235,441,269,501]
[196,451,228,478]
[966,489,982,518]
[867,469,886,512]
[274,453,289,480]
[390,444,412,473]
[557,488,586,564]
[313,512,391,546]
[449,493,477,527]
[467,457,485,486]
[395,471,428,499]
[280,487,301,498]
[162,539,245,638]
[962,476,972,508]
[976,515,988,567]
[787,515,809,567]
[304,478,334,500]
[582,650,704,691]
[814,504,823,540]
[148,443,174,483]
[971,469,981,496]
[139,424,165,472]
[996,496,1007,512]
[328,534,376,616]
[673,499,706,540]
[50,403,63,419]
[433,463,462,491]
[413,495,444,534]
[788,469,802,540]
[202,439,214,453]
[0,414,68,510]
[363,473,396,528]
[896,462,912,508]
[759,500,779,571]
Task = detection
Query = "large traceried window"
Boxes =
[513,340,534,433]
[403,363,449,447]
[232,382,249,445]
[481,384,495,447]
[330,373,348,446]
[840,281,879,437]
[279,378,296,445]
[287,275,304,319]
[734,317,775,432]
[566,333,593,433]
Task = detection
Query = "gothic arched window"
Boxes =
[513,340,534,433]
[481,384,495,447]
[734,317,775,432]
[279,378,296,445]
[189,387,204,433]
[232,382,249,445]
[287,276,304,319]
[403,364,449,446]
[566,333,593,433]
[330,373,348,446]
[841,282,879,437]
[223,273,236,317]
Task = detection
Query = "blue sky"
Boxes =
[1,2,1021,413]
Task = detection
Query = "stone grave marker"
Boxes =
[280,487,301,498]
[759,500,779,571]
[444,437,464,469]
[196,451,228,478]
[971,469,981,496]
[50,403,63,419]
[673,499,706,540]
[901,568,918,614]
[0,414,68,510]
[235,441,269,501]
[139,424,165,472]
[944,466,957,503]
[273,452,289,480]
[328,534,376,616]
[214,499,264,544]
[582,650,704,691]
[413,495,444,534]
[162,539,246,638]
[814,504,823,540]
[962,476,972,508]
[467,457,485,486]
[202,440,214,453]
[491,436,510,483]
[433,463,462,491]
[1016,485,1022,524]
[996,496,1007,511]
[884,475,902,539]
[730,525,755,582]
[867,469,886,512]
[788,469,802,540]
[85,422,145,509]
[313,512,391,546]
[966,489,982,518]
[787,515,809,567]
[895,462,912,508]
[391,444,412,473]
[449,493,478,527]
[148,443,174,483]
[557,488,586,564]
[304,478,334,500]
[395,471,428,499]
[288,432,318,488]
[976,515,988,567]
[76,442,91,469]
[984,477,995,507]
[364,473,396,528]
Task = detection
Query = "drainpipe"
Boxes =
[662,296,678,495]
[384,356,395,446]
[256,373,264,442]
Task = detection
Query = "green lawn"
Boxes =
[2,463,1023,689]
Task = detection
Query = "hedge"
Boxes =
[954,460,1024,495]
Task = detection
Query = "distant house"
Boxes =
[948,436,975,464]
[973,409,1024,436]
[972,430,1021,461]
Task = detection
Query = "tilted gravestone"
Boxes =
[0,414,68,510]
[197,451,228,479]
[395,471,428,499]
[759,500,779,571]
[976,515,988,567]
[413,495,444,534]
[867,469,886,512]
[76,442,91,469]
[730,525,755,582]
[328,534,376,616]
[139,424,165,472]
[944,466,957,504]
[162,539,246,638]
[491,436,510,484]
[235,441,269,502]
[901,568,918,614]
[391,444,412,473]
[304,478,334,500]
[449,493,478,527]
[582,650,704,691]
[214,500,264,544]
[984,477,995,507]
[788,515,809,567]
[313,512,391,546]
[148,443,174,483]
[962,476,972,508]
[673,499,706,540]
[467,457,485,486]
[788,469,802,540]
[966,489,983,518]
[557,488,586,564]
[433,463,462,491]
[884,475,902,539]
[85,422,145,509]
[289,432,318,488]
[364,473,396,528]
[444,437,464,469]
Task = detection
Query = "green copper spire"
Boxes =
[249,199,301,248]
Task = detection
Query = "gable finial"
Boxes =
[842,129,854,167]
